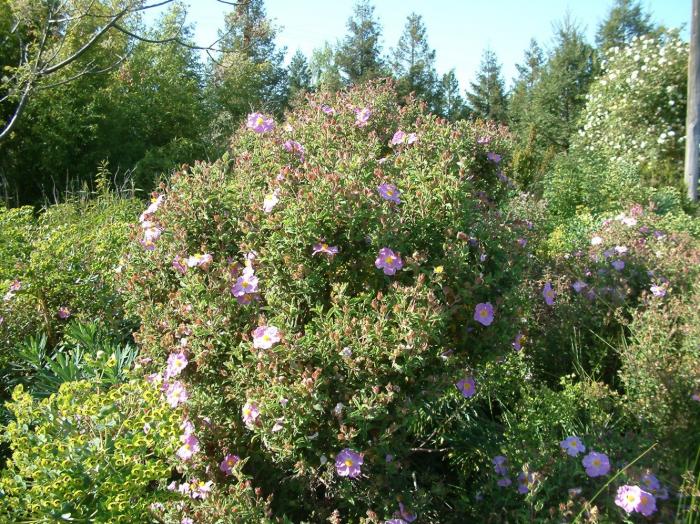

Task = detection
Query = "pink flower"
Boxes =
[189,479,214,500]
[390,130,417,146]
[283,140,305,161]
[650,284,666,297]
[252,325,281,350]
[140,226,162,250]
[560,436,586,457]
[177,434,199,461]
[377,183,401,204]
[231,268,259,297]
[477,136,491,145]
[375,248,403,275]
[247,112,275,133]
[456,376,476,398]
[355,107,372,127]
[186,253,213,270]
[474,302,494,326]
[165,351,188,379]
[165,381,188,408]
[335,448,363,478]
[57,306,71,319]
[219,453,240,475]
[615,484,641,513]
[543,282,556,306]
[320,104,336,115]
[312,242,339,257]
[172,255,188,274]
[582,451,610,477]
[242,401,260,429]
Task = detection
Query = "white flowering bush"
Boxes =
[574,31,687,186]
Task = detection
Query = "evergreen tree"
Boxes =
[435,69,468,121]
[466,49,508,123]
[529,16,596,151]
[390,13,438,108]
[509,38,544,134]
[288,50,312,100]
[208,0,288,134]
[596,0,655,51]
[309,42,343,92]
[335,0,385,84]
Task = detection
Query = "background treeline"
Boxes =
[0,0,680,206]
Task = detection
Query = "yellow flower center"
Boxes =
[262,334,270,342]
[627,494,637,503]
[593,459,601,467]
[434,266,444,274]
[243,408,251,417]
[256,116,264,126]
[242,281,250,289]
[344,459,353,467]
[570,441,577,448]
[546,290,554,298]
[386,189,394,196]
[322,243,328,250]
[385,256,395,264]
[480,309,489,317]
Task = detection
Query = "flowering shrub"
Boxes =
[120,81,549,521]
[574,31,687,186]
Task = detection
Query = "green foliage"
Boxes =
[595,0,656,52]
[435,69,469,122]
[466,49,508,124]
[288,49,313,101]
[573,31,687,188]
[0,379,182,522]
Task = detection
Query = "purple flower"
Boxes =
[637,489,657,516]
[320,104,336,115]
[650,285,666,297]
[517,238,527,247]
[487,152,501,163]
[517,471,536,494]
[189,479,214,500]
[474,302,494,326]
[612,259,625,271]
[139,195,165,222]
[560,436,586,457]
[543,281,556,306]
[219,453,240,475]
[165,351,188,379]
[335,448,363,478]
[172,255,187,275]
[177,434,199,461]
[640,473,661,492]
[181,518,194,524]
[375,248,403,275]
[377,183,401,204]
[512,332,526,351]
[140,226,162,250]
[493,455,508,475]
[283,140,305,161]
[355,107,372,127]
[396,502,417,523]
[186,253,213,270]
[312,242,339,257]
[390,130,418,146]
[692,391,700,402]
[231,268,259,297]
[456,376,476,398]
[615,485,641,513]
[582,451,610,477]
[165,381,188,408]
[497,477,512,487]
[242,401,260,429]
[57,306,71,319]
[252,325,281,350]
[247,112,274,133]
[572,280,587,293]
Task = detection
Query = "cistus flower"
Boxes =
[612,259,625,271]
[517,471,536,494]
[390,130,418,146]
[139,194,165,222]
[582,451,610,477]
[477,136,491,145]
[189,479,214,500]
[186,253,213,270]
[252,325,281,350]
[283,139,305,161]
[375,248,403,275]
[231,267,259,297]
[57,306,71,319]
[246,112,274,133]
[181,518,194,524]
[493,455,508,475]
[242,401,260,429]
[543,281,556,306]
[172,255,187,274]
[395,502,417,523]
[377,183,401,203]
[140,226,162,250]
[355,107,372,127]
[636,489,657,516]
[165,351,188,379]
[456,376,476,398]
[312,242,339,257]
[320,104,336,115]
[263,189,280,213]
[486,152,501,163]
[512,332,526,351]
[591,235,604,246]
[572,280,587,293]
[474,302,494,326]
[219,454,240,475]
[335,448,363,478]
[176,433,199,461]
[560,436,586,457]
[640,473,661,492]
[165,381,188,408]
[650,284,666,297]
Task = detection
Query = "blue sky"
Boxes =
[156,0,690,90]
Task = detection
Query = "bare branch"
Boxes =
[0,82,32,142]
[35,55,129,91]
[112,23,227,52]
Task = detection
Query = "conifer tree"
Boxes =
[390,13,438,108]
[288,50,312,99]
[436,69,468,121]
[466,49,508,123]
[335,0,385,84]
[309,42,343,92]
[509,39,544,135]
[596,0,655,51]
